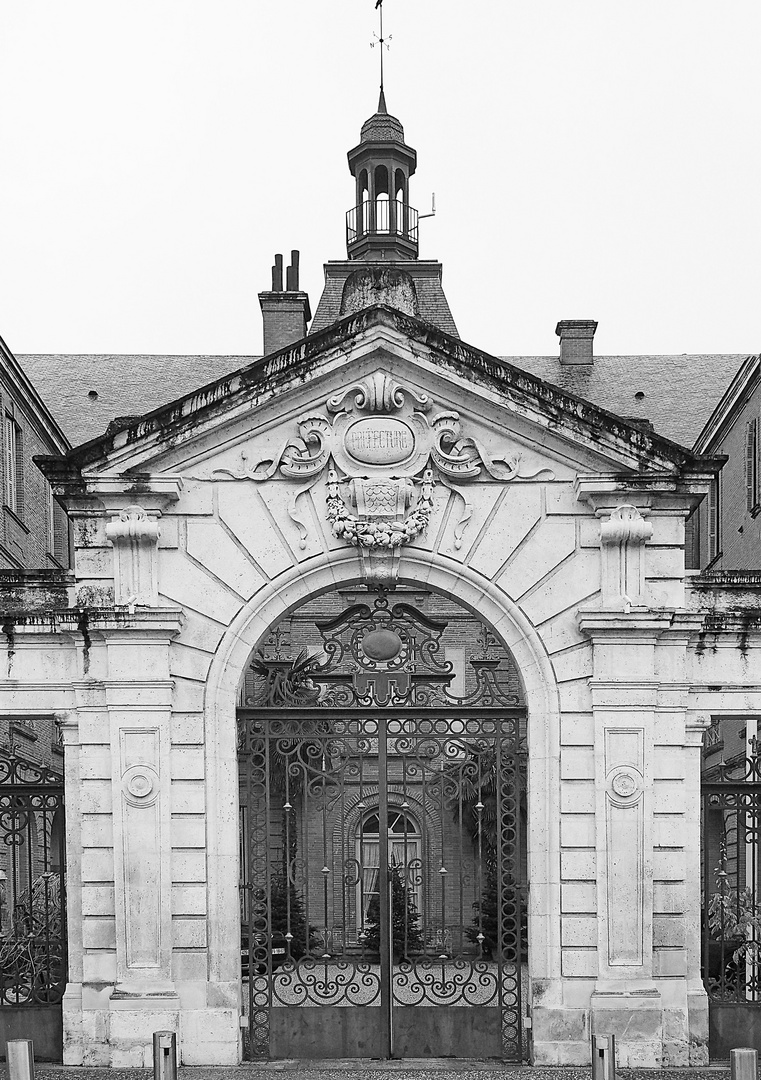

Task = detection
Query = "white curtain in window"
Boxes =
[361,841,380,923]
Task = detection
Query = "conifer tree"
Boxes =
[364,862,423,960]
[268,874,310,960]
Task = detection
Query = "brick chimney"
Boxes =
[555,319,598,365]
[258,250,311,355]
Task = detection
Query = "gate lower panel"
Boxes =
[269,1007,382,1058]
[0,1006,62,1061]
[392,1006,503,1058]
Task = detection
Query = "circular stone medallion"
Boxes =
[127,772,154,799]
[345,418,415,466]
[611,771,637,798]
[361,629,403,662]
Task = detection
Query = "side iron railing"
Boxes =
[702,753,761,1004]
[0,750,66,1009]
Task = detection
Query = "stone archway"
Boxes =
[203,550,562,1061]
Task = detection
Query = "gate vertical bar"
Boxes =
[377,712,392,1058]
[496,729,506,1055]
[516,743,525,1059]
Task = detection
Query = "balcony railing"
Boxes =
[346,199,419,248]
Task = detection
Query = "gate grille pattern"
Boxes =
[239,592,527,1060]
[0,751,66,1009]
[702,751,761,1004]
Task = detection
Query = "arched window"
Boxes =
[359,169,370,234]
[374,165,390,233]
[357,808,421,929]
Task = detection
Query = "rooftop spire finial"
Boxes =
[370,0,391,102]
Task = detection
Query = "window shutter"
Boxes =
[708,480,718,558]
[4,414,16,511]
[758,410,761,508]
[13,423,24,520]
[52,502,70,565]
[685,510,700,570]
[747,418,758,511]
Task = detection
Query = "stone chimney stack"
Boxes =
[556,319,598,365]
[258,250,312,355]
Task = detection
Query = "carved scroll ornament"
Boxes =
[600,504,653,610]
[105,504,160,606]
[215,371,553,581]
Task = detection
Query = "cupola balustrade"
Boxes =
[346,199,419,257]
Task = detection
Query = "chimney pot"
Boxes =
[260,251,311,355]
[556,319,598,365]
[286,250,300,291]
[272,254,284,292]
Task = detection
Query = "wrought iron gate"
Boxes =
[0,748,66,1060]
[702,746,761,1057]
[239,592,527,1060]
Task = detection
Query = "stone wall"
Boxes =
[7,333,760,1065]
[9,465,731,1065]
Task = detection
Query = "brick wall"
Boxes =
[0,376,70,570]
[698,374,761,570]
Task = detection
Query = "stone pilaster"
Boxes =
[683,712,711,1064]
[59,711,85,1065]
[105,622,181,1066]
[579,609,672,1067]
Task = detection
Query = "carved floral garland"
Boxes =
[326,469,434,550]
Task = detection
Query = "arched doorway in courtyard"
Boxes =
[237,585,528,1060]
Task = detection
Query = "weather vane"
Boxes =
[370,0,391,95]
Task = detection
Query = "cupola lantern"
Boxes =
[346,89,418,261]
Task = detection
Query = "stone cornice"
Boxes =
[33,466,183,509]
[1,607,183,636]
[577,609,674,640]
[575,472,723,513]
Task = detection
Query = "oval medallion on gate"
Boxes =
[361,628,403,661]
[345,417,415,465]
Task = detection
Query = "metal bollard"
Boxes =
[152,1030,177,1080]
[591,1033,616,1080]
[730,1047,758,1080]
[6,1040,35,1080]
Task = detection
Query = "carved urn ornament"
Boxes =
[216,371,552,585]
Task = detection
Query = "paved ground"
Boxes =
[0,1063,738,1080]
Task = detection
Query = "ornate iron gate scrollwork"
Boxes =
[702,741,761,1057]
[0,746,66,1059]
[239,591,527,1060]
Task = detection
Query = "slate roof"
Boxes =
[17,354,252,447]
[310,261,459,339]
[358,89,407,144]
[503,353,748,449]
[360,111,405,144]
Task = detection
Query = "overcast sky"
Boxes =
[1,1,759,360]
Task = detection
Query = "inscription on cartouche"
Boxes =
[346,417,414,465]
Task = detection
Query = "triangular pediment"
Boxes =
[36,305,723,595]
[49,306,706,486]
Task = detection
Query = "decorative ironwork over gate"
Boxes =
[239,591,527,1060]
[702,747,761,1057]
[0,747,66,1060]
